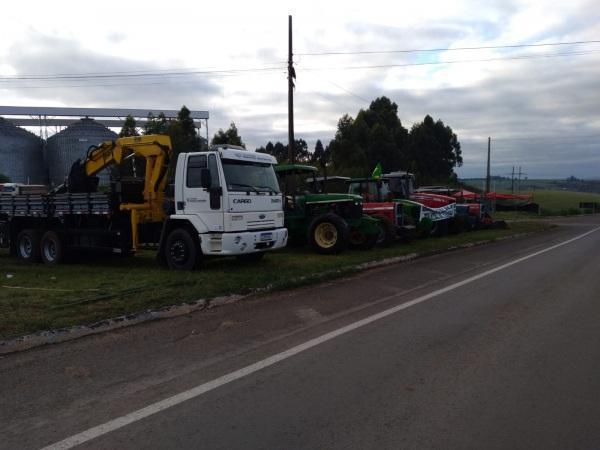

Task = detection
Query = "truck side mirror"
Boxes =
[200,168,212,189]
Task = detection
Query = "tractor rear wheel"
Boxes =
[308,213,349,254]
[431,219,450,237]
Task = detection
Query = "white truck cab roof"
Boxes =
[214,147,278,165]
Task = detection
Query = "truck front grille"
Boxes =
[247,219,275,230]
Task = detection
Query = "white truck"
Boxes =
[164,144,288,268]
[0,136,288,270]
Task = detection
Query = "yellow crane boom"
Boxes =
[67,134,173,251]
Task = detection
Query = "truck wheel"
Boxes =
[16,229,42,262]
[40,231,65,265]
[374,216,396,246]
[348,228,378,250]
[236,252,265,262]
[165,228,200,270]
[308,213,349,255]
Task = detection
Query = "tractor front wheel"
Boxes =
[373,216,396,246]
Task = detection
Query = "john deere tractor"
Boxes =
[275,164,380,254]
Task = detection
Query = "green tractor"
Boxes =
[275,164,380,254]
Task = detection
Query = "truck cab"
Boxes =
[163,145,287,268]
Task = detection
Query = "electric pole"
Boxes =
[288,15,296,163]
[511,166,515,194]
[485,137,491,193]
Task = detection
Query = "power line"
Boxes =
[0,62,289,79]
[2,47,599,91]
[3,39,598,83]
[1,42,598,86]
[296,39,600,56]
[0,70,287,90]
[0,66,286,82]
[466,134,600,142]
[299,49,600,72]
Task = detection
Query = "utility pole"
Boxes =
[511,166,515,194]
[287,15,296,164]
[485,137,491,193]
[517,166,522,193]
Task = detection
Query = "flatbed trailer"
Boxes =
[0,190,153,262]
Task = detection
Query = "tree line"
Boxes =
[120,96,463,184]
[255,96,462,183]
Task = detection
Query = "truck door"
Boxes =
[182,153,224,232]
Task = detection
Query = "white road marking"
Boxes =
[41,225,600,450]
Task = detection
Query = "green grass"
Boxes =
[492,190,600,220]
[0,221,552,340]
[531,190,600,212]
[462,178,600,195]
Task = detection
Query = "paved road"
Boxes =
[2,216,600,449]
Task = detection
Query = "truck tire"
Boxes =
[308,213,349,255]
[373,216,396,246]
[16,229,42,262]
[40,231,66,265]
[164,228,200,270]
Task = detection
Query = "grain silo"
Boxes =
[0,117,46,184]
[46,118,118,187]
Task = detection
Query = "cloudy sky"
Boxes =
[1,0,599,178]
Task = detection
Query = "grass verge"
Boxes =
[0,221,552,340]
[493,190,600,220]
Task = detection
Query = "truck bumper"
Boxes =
[199,228,288,255]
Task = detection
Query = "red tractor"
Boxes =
[348,172,458,245]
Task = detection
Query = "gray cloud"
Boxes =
[106,32,127,44]
[285,47,600,178]
[3,14,600,179]
[2,35,222,109]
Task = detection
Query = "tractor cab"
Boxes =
[311,176,351,194]
[382,172,416,198]
[348,177,395,202]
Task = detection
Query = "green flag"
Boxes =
[371,163,382,179]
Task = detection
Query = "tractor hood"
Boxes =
[303,193,363,204]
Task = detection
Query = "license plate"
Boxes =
[260,232,273,241]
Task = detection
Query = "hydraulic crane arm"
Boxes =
[66,134,172,195]
[60,134,174,251]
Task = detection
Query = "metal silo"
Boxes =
[46,118,118,187]
[0,118,46,184]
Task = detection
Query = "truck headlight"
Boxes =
[277,212,284,218]
[231,215,243,221]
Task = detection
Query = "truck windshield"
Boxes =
[222,159,281,193]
